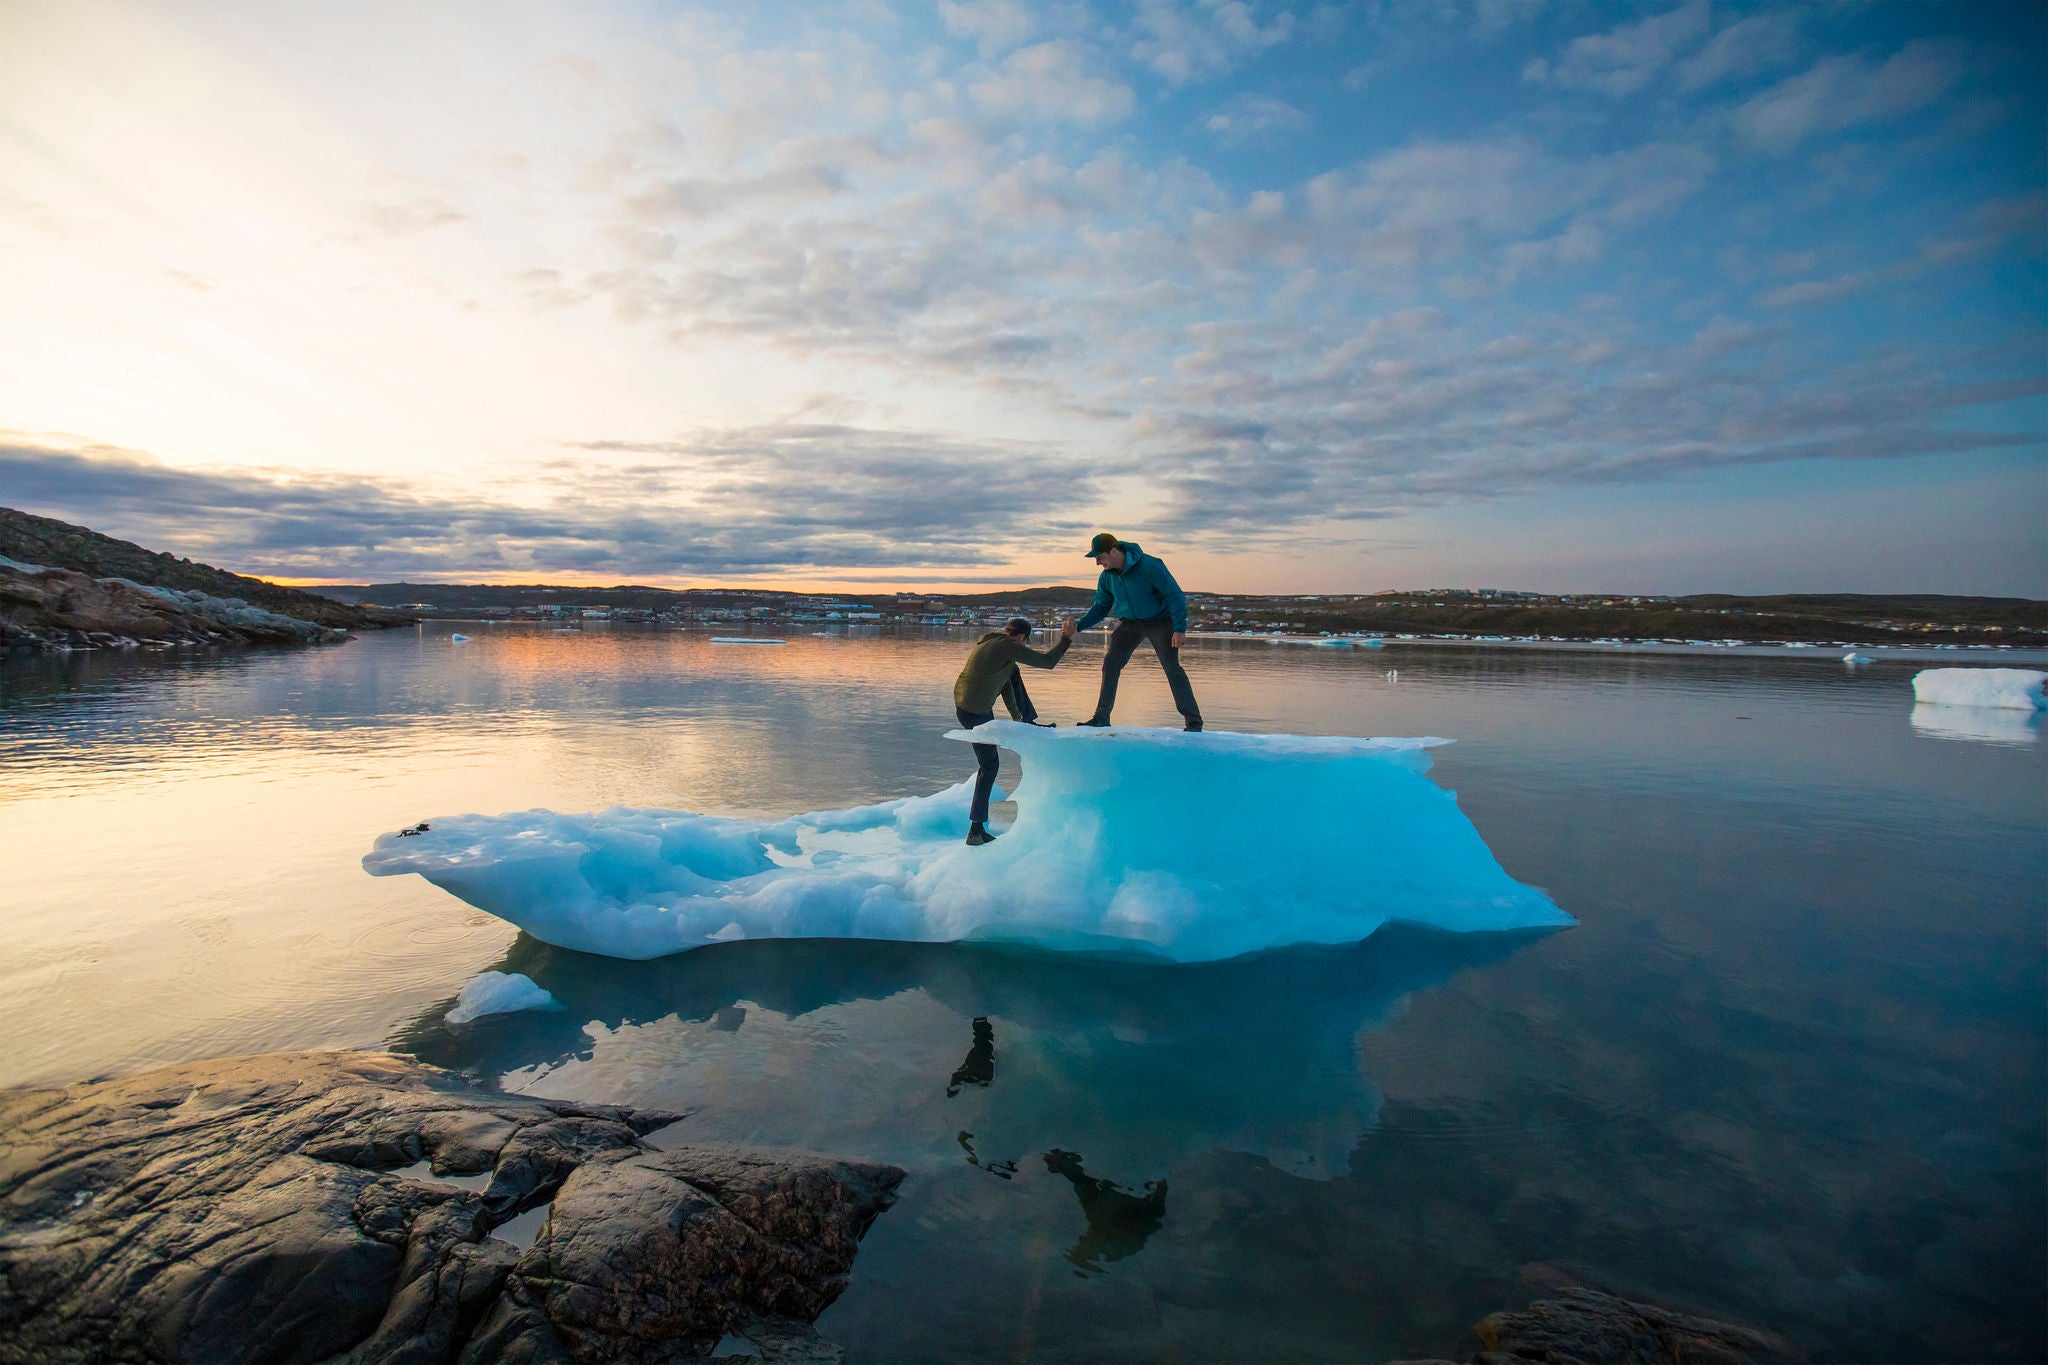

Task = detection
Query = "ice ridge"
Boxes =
[364,722,1570,962]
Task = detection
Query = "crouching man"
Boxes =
[954,616,1075,845]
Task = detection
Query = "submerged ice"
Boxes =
[364,723,1569,962]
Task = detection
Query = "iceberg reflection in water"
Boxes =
[364,723,1569,962]
[392,924,1555,1186]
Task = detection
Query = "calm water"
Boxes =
[2,625,2042,1362]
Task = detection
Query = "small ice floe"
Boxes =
[450,633,471,643]
[709,637,787,645]
[1842,653,1872,665]
[445,971,559,1024]
[1385,669,1399,682]
[1910,668,2047,711]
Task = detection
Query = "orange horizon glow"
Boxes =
[265,574,1111,596]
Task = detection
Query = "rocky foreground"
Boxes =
[0,1052,902,1364]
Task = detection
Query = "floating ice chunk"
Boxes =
[709,637,786,645]
[366,724,1567,962]
[1842,653,1871,664]
[450,633,471,643]
[445,970,559,1024]
[1911,668,2046,711]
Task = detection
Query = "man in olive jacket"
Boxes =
[954,616,1075,845]
[1070,532,1203,731]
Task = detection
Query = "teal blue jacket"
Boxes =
[1074,542,1188,634]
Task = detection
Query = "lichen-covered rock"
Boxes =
[0,1051,901,1364]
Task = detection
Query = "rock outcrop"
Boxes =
[1390,1281,1797,1365]
[0,559,351,653]
[0,1051,902,1364]
[0,506,389,630]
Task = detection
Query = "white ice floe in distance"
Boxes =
[450,633,470,643]
[1842,653,1871,664]
[364,723,1569,962]
[1910,668,2046,711]
[444,971,559,1024]
[709,637,786,645]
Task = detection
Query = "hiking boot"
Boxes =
[1077,716,1110,727]
[1184,719,1204,732]
[1025,718,1057,727]
[966,822,997,846]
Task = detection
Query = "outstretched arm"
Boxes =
[1073,577,1114,632]
[1008,635,1072,669]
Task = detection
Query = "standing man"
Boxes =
[1071,533,1203,731]
[954,616,1075,846]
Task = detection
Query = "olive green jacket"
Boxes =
[954,632,1070,716]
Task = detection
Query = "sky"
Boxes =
[0,0,2042,596]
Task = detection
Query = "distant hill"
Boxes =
[0,507,395,629]
[320,582,1104,611]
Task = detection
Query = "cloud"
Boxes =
[1203,93,1308,147]
[1524,1,1710,96]
[0,426,1099,579]
[968,41,1135,124]
[938,0,1038,57]
[1735,39,1969,153]
[1672,9,1803,91]
[1130,0,1294,85]
[1118,323,2046,537]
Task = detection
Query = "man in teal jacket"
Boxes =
[1070,532,1203,731]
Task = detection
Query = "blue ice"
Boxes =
[363,723,1569,961]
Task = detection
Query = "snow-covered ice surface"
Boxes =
[1910,668,2047,711]
[444,970,559,1023]
[364,723,1568,962]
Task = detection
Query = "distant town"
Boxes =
[322,583,2048,647]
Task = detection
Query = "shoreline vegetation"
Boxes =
[4,505,2041,656]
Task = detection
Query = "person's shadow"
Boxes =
[1043,1149,1168,1276]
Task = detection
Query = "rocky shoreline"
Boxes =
[1,558,354,654]
[0,1051,903,1364]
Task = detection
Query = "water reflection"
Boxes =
[947,1017,996,1097]
[391,925,1553,1185]
[1909,700,2042,748]
[1043,1149,1170,1276]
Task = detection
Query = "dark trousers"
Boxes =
[958,670,1040,825]
[1090,617,1201,725]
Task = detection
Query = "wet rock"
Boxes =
[1468,1283,1796,1364]
[0,1051,901,1365]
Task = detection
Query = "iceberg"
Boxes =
[1910,667,2046,711]
[444,970,559,1024]
[364,723,1569,963]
